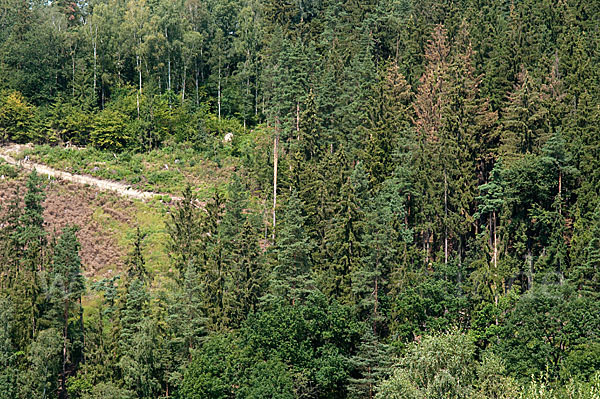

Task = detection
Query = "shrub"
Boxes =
[91,109,131,150]
[0,90,36,143]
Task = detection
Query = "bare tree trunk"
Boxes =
[493,210,497,271]
[93,25,97,101]
[218,63,221,121]
[182,66,186,104]
[195,63,200,106]
[61,300,68,398]
[166,26,171,94]
[273,118,279,241]
[296,102,300,139]
[444,168,448,265]
[558,170,562,215]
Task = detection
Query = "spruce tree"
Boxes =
[323,162,369,302]
[365,59,412,187]
[13,171,47,347]
[271,190,314,303]
[499,67,547,163]
[412,24,449,265]
[0,297,17,399]
[348,329,392,399]
[573,204,600,295]
[49,225,85,397]
[167,186,203,281]
[118,240,163,399]
[229,215,262,324]
[354,173,410,331]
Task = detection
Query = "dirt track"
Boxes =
[0,144,182,201]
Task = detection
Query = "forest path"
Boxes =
[0,144,182,201]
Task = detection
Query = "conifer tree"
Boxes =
[443,23,498,264]
[13,170,47,347]
[0,189,22,288]
[354,173,410,330]
[215,174,250,328]
[323,161,369,302]
[348,329,392,399]
[412,24,449,264]
[0,297,17,399]
[126,227,147,283]
[118,235,163,398]
[271,190,314,303]
[337,32,378,160]
[475,161,506,304]
[229,215,262,324]
[19,328,62,399]
[573,204,600,295]
[499,67,547,163]
[365,60,412,187]
[49,225,85,397]
[167,186,203,281]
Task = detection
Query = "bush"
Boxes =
[0,90,36,143]
[91,109,131,150]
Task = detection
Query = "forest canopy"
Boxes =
[1,0,600,398]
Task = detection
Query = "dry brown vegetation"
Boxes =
[0,175,132,278]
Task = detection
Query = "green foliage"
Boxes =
[90,108,132,150]
[0,90,35,143]
[80,382,134,399]
[271,190,314,302]
[377,332,478,399]
[23,143,230,195]
[493,284,600,381]
[243,291,362,398]
[0,158,17,179]
[19,328,62,399]
[1,0,600,396]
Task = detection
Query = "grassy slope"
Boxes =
[1,142,237,313]
[22,142,234,197]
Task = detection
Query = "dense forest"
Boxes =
[1,0,600,398]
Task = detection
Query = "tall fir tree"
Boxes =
[271,190,314,303]
[48,225,85,397]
